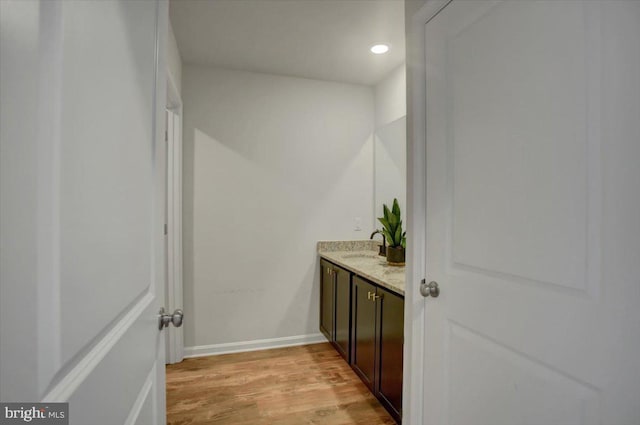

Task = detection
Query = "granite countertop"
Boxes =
[317,240,405,296]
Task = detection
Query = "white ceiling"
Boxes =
[169,0,405,86]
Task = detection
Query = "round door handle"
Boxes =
[158,308,184,330]
[171,309,184,328]
[420,280,440,298]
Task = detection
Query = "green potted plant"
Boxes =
[378,198,406,266]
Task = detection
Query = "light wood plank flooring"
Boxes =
[166,342,396,425]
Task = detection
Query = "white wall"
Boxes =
[167,20,182,97]
[374,64,407,222]
[182,65,374,349]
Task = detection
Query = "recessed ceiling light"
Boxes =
[370,44,390,54]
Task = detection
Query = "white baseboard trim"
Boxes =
[184,333,328,358]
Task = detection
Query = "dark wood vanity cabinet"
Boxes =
[319,259,351,361]
[351,276,378,389]
[320,261,404,423]
[376,283,404,422]
[334,265,351,360]
[351,275,404,423]
[319,259,334,341]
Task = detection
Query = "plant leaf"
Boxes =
[382,229,394,245]
[377,217,391,232]
[388,211,399,227]
[392,198,401,217]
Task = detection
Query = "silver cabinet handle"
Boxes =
[158,308,184,330]
[420,280,440,298]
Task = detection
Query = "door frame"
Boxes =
[404,1,452,424]
[165,74,184,365]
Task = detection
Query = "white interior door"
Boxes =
[0,1,169,424]
[416,1,640,424]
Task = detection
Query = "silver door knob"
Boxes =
[158,308,184,330]
[420,280,440,298]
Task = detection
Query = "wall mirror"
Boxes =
[374,115,407,224]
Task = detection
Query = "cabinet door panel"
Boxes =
[319,259,334,340]
[377,288,404,421]
[351,276,377,390]
[334,267,351,361]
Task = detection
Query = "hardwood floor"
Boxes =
[166,343,396,425]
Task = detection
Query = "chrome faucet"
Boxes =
[370,229,387,256]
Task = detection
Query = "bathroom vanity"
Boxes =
[318,241,404,423]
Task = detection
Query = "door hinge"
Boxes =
[165,130,168,142]
[164,223,168,235]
